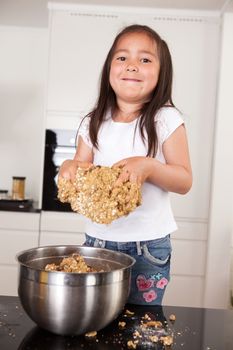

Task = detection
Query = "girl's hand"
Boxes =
[113,157,151,186]
[58,159,93,182]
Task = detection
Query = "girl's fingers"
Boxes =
[59,161,93,182]
[114,169,131,186]
[77,161,93,169]
[129,172,139,184]
[70,162,93,182]
[70,168,77,183]
[112,159,127,168]
[60,170,72,180]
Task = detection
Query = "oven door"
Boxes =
[42,129,76,211]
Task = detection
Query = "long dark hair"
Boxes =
[81,24,175,157]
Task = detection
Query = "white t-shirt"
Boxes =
[78,107,184,242]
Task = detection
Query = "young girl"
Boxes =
[59,24,192,305]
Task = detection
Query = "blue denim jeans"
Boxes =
[83,234,172,306]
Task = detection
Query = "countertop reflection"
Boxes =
[1,296,233,350]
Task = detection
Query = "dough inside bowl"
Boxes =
[45,253,99,273]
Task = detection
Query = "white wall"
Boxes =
[0,26,48,204]
[204,11,233,308]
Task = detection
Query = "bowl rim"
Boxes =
[16,244,136,275]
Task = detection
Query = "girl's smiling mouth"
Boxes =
[122,78,142,82]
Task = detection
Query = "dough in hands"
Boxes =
[58,166,141,224]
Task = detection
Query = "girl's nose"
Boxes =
[126,63,138,72]
[127,67,137,72]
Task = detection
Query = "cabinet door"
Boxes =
[0,265,18,296]
[0,229,38,265]
[0,228,39,296]
[47,10,121,114]
[39,211,86,246]
[40,231,85,246]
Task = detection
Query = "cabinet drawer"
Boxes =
[0,265,18,296]
[39,230,85,246]
[171,238,207,276]
[0,229,38,264]
[0,212,40,231]
[164,275,204,307]
[40,211,85,233]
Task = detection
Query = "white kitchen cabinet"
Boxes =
[164,274,205,308]
[39,211,85,246]
[47,8,121,116]
[0,211,40,296]
[165,235,207,307]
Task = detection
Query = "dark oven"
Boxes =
[42,129,76,211]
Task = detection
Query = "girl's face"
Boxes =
[110,32,160,106]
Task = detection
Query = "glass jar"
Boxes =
[12,176,26,200]
[0,190,8,200]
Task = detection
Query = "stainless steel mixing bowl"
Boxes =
[16,245,135,336]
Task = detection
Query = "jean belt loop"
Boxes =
[136,241,142,256]
[94,239,100,247]
[94,238,106,248]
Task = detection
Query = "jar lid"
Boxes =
[12,176,26,180]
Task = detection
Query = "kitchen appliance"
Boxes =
[42,129,76,211]
[16,245,135,336]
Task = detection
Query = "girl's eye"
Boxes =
[116,56,126,61]
[141,58,151,63]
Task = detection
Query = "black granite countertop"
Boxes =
[1,296,233,350]
[0,199,41,213]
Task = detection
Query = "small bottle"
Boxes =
[12,177,26,200]
[0,190,8,200]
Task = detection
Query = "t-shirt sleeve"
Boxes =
[77,117,92,148]
[156,107,184,144]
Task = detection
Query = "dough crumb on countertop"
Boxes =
[85,331,97,338]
